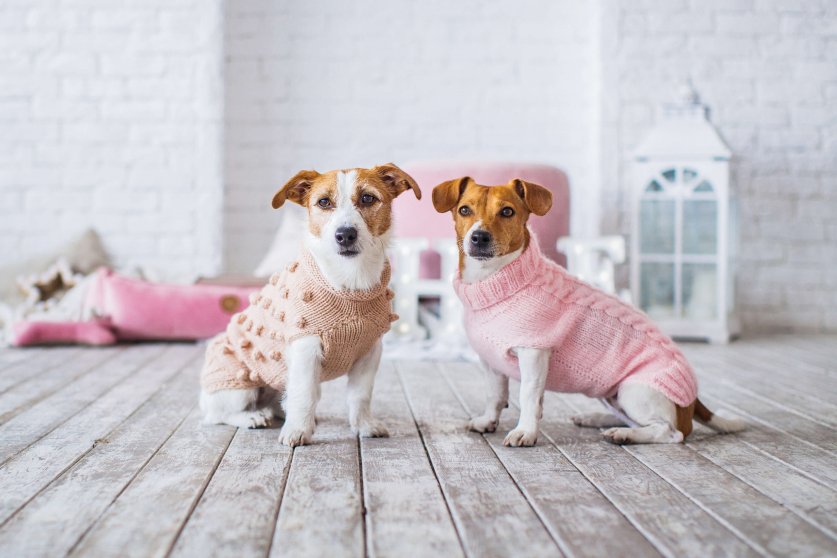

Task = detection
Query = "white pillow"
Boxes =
[253,205,305,277]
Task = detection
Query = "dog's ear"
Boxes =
[511,179,552,216]
[374,163,422,200]
[432,177,471,213]
[272,170,320,209]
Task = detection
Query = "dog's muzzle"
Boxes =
[468,229,494,259]
[335,226,360,257]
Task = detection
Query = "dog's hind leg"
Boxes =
[258,387,285,420]
[601,382,683,444]
[571,412,627,428]
[200,388,272,429]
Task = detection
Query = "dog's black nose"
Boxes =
[470,230,492,247]
[335,226,358,247]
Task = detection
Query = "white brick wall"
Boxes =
[0,0,224,281]
[600,0,837,333]
[223,0,602,272]
[2,1,833,332]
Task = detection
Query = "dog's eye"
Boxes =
[500,207,515,218]
[360,193,377,205]
[458,206,472,216]
[317,197,333,209]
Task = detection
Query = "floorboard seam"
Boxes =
[437,364,571,558]
[163,426,238,557]
[393,363,469,558]
[686,441,837,540]
[64,403,198,556]
[264,445,296,558]
[0,351,201,528]
[0,346,166,468]
[0,347,124,424]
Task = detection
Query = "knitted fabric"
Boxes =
[453,233,698,407]
[201,251,396,393]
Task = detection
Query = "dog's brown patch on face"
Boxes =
[304,173,339,238]
[454,184,532,257]
[353,170,394,237]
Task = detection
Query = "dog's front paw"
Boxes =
[468,415,498,433]
[503,428,538,447]
[278,424,313,447]
[352,420,389,438]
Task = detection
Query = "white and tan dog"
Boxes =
[433,177,744,446]
[200,164,420,447]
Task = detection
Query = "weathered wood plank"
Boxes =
[170,427,292,558]
[0,346,83,392]
[687,347,837,426]
[0,357,202,557]
[397,361,563,558]
[0,346,123,425]
[269,377,364,558]
[698,384,837,453]
[360,361,464,558]
[514,385,759,557]
[781,335,837,369]
[689,431,837,537]
[0,345,158,463]
[565,393,837,556]
[0,347,41,370]
[684,344,837,412]
[441,361,662,558]
[69,409,236,558]
[0,344,201,523]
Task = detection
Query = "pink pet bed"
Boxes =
[11,269,258,346]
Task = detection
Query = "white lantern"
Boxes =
[631,83,739,344]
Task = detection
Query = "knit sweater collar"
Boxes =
[300,250,391,302]
[454,230,550,310]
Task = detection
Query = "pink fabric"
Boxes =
[94,269,258,340]
[393,161,571,277]
[11,318,117,347]
[453,233,698,407]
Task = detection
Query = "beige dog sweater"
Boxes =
[201,251,396,393]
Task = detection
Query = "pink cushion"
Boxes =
[394,161,571,277]
[11,319,117,347]
[94,269,258,341]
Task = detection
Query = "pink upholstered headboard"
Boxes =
[393,161,571,276]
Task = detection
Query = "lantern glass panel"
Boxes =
[683,168,699,183]
[682,200,717,254]
[645,180,663,192]
[662,168,676,183]
[682,263,717,320]
[640,199,675,254]
[640,262,675,319]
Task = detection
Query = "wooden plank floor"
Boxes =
[0,336,835,557]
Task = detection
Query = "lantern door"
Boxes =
[633,162,727,329]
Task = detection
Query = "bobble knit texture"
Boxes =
[454,234,698,407]
[201,251,394,393]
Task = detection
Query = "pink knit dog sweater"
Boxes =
[454,234,698,407]
[201,251,396,393]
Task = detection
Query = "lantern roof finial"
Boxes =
[634,80,731,161]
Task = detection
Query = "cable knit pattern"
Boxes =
[454,232,698,407]
[201,251,395,393]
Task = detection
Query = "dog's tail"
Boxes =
[694,398,747,433]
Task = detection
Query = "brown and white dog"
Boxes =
[200,164,420,447]
[433,177,745,445]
